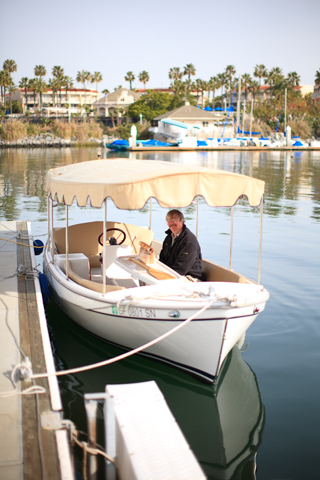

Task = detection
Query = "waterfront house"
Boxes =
[93,88,141,118]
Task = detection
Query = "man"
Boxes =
[159,209,205,281]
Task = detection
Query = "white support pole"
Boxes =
[236,75,241,137]
[250,98,253,137]
[65,205,69,279]
[103,199,107,295]
[284,88,287,133]
[258,196,264,284]
[196,197,199,238]
[229,206,234,270]
[149,198,152,230]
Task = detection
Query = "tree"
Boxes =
[183,63,196,95]
[91,71,102,92]
[265,67,284,99]
[127,90,185,122]
[169,79,185,96]
[225,65,236,90]
[48,78,60,107]
[34,65,46,79]
[34,78,47,111]
[124,71,135,90]
[3,59,17,75]
[138,71,150,89]
[287,71,300,87]
[63,76,74,103]
[254,64,268,86]
[76,70,91,105]
[19,77,29,111]
[208,76,218,108]
[28,79,37,109]
[0,69,12,105]
[8,83,17,114]
[315,69,320,85]
[248,79,260,101]
[102,89,110,96]
[168,67,183,82]
[216,72,227,96]
[242,73,252,101]
[52,66,65,106]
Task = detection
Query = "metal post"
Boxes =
[250,98,253,137]
[65,205,69,279]
[242,100,246,138]
[196,197,199,238]
[103,199,107,294]
[258,196,263,284]
[284,88,287,133]
[149,198,152,230]
[229,206,234,270]
[50,198,54,261]
[85,399,98,480]
[236,75,241,137]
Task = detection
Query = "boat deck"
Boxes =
[0,221,73,480]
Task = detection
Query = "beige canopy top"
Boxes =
[46,159,265,209]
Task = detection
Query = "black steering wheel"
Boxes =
[98,228,126,246]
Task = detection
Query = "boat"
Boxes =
[106,139,129,151]
[43,159,269,382]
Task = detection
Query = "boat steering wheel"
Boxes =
[98,228,126,246]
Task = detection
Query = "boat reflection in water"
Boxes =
[46,300,264,480]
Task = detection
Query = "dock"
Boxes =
[0,221,73,480]
[128,145,320,152]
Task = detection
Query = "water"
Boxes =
[1,147,319,479]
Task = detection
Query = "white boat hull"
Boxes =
[44,249,269,382]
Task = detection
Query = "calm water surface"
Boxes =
[0,147,319,479]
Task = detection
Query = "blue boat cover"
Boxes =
[204,106,213,111]
[110,139,129,146]
[293,140,303,146]
[197,140,208,146]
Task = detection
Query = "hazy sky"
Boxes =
[2,0,319,93]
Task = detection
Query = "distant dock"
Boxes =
[127,145,320,152]
[0,221,73,480]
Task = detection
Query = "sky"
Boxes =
[1,0,320,94]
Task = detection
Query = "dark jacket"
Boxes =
[159,224,204,280]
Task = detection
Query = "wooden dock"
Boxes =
[0,221,73,480]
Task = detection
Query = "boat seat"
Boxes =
[53,221,154,269]
[67,266,125,293]
[202,259,251,284]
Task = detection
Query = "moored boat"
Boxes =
[43,159,269,382]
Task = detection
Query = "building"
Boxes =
[150,103,234,141]
[10,88,99,116]
[93,88,141,117]
[312,84,320,102]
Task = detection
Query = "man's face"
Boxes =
[167,215,184,237]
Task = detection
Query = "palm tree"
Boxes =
[138,71,150,89]
[208,76,218,108]
[63,76,74,103]
[265,67,284,99]
[102,89,110,96]
[28,79,37,109]
[242,73,252,101]
[194,78,204,104]
[19,77,30,111]
[315,69,320,85]
[169,79,185,96]
[34,65,46,79]
[91,71,103,92]
[183,63,196,95]
[225,65,236,90]
[0,69,12,105]
[8,83,17,114]
[48,78,60,108]
[76,70,91,104]
[217,72,227,96]
[124,71,135,90]
[248,79,260,101]
[168,67,183,82]
[287,71,300,87]
[3,59,17,75]
[254,64,268,86]
[52,66,65,106]
[34,78,47,111]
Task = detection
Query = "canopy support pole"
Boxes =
[48,197,54,261]
[149,198,152,230]
[258,196,264,284]
[229,206,234,270]
[65,205,69,279]
[196,197,199,238]
[103,199,107,295]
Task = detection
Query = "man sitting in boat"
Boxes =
[159,210,205,281]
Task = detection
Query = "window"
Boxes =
[203,122,209,127]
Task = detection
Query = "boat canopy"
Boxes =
[46,159,265,209]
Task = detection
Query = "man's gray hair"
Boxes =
[166,209,185,222]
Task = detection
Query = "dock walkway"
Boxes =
[0,221,73,480]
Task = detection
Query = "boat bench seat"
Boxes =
[53,221,154,268]
[202,259,251,284]
[67,265,125,293]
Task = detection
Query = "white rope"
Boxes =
[30,299,216,380]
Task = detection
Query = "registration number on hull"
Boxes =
[112,305,157,318]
